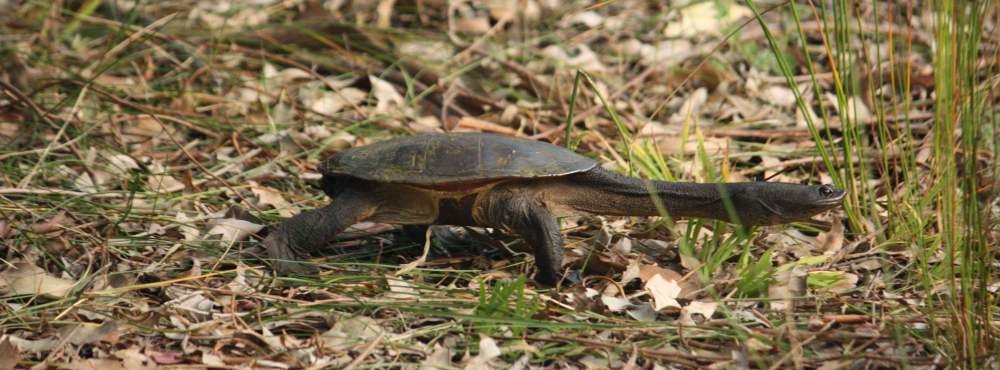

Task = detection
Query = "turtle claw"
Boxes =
[263,229,319,275]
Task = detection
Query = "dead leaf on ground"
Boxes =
[30,211,76,234]
[645,274,682,311]
[0,123,19,137]
[420,345,452,370]
[679,300,718,325]
[250,181,295,217]
[0,261,77,298]
[0,337,18,370]
[769,265,808,311]
[205,218,264,244]
[817,217,845,257]
[61,359,132,370]
[465,336,503,370]
[321,315,386,351]
[808,271,859,294]
[370,75,406,115]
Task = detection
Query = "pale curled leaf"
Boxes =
[0,262,76,298]
[601,295,633,312]
[679,300,718,325]
[205,218,264,244]
[645,274,681,311]
[465,336,502,370]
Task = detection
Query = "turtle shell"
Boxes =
[320,132,598,186]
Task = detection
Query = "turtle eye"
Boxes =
[818,185,834,197]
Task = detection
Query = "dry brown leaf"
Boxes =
[0,123,19,138]
[638,264,683,283]
[817,218,845,256]
[0,261,76,298]
[62,359,131,370]
[453,17,491,34]
[0,337,18,370]
[30,211,75,234]
[250,182,294,217]
[0,220,10,239]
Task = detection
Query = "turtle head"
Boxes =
[733,183,846,225]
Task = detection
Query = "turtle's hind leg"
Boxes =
[263,191,378,275]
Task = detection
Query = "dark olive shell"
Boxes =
[320,132,598,186]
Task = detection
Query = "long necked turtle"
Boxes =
[264,132,845,284]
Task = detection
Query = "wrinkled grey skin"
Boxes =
[263,134,846,286]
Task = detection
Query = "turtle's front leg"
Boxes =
[263,191,378,275]
[476,187,564,286]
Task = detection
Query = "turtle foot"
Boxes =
[263,229,319,275]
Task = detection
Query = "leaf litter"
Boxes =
[0,0,995,368]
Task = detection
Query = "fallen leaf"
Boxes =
[150,351,184,365]
[114,347,151,369]
[301,87,367,116]
[0,337,18,370]
[808,271,859,294]
[601,295,633,312]
[31,211,75,234]
[0,123,19,137]
[465,336,502,370]
[769,266,808,311]
[200,352,225,367]
[638,264,683,283]
[3,336,58,353]
[626,304,658,322]
[663,2,752,38]
[101,151,140,177]
[321,315,385,351]
[385,277,418,299]
[0,261,76,298]
[250,182,294,217]
[420,345,452,370]
[62,359,130,370]
[817,218,845,256]
[453,17,491,34]
[147,162,185,193]
[679,300,718,325]
[542,44,607,72]
[619,259,641,285]
[370,75,405,115]
[645,274,681,311]
[761,85,797,108]
[206,218,264,244]
[174,212,201,242]
[61,321,121,345]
